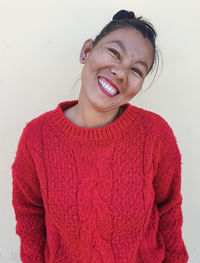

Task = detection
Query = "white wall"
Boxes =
[0,0,199,262]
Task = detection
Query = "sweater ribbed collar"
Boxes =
[50,100,141,145]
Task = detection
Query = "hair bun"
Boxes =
[112,10,136,21]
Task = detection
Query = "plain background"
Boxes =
[0,0,200,262]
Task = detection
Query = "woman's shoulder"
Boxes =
[130,104,177,139]
[17,105,58,151]
[23,109,54,134]
[130,105,181,158]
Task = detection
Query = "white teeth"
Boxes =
[98,78,118,95]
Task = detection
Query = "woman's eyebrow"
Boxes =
[107,40,149,73]
[107,40,126,51]
[135,61,148,73]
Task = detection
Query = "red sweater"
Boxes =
[12,100,188,263]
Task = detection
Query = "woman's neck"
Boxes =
[64,100,123,128]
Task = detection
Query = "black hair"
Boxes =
[93,10,161,88]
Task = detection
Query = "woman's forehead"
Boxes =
[97,28,154,61]
[99,27,148,44]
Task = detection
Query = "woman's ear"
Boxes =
[80,39,94,64]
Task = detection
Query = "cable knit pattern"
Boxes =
[12,100,188,263]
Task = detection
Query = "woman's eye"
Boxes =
[108,48,120,59]
[131,68,143,77]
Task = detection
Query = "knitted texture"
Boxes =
[12,100,188,263]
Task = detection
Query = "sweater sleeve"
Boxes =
[11,124,46,263]
[153,120,189,263]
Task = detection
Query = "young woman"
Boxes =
[12,10,189,263]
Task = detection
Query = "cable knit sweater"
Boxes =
[12,100,188,263]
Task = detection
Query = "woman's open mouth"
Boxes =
[98,76,119,97]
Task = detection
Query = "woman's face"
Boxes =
[79,27,154,112]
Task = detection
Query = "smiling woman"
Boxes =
[11,10,189,263]
[74,27,154,127]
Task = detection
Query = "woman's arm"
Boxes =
[153,119,189,263]
[12,124,46,263]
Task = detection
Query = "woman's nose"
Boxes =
[110,64,127,82]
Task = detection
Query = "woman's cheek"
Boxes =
[91,51,112,66]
